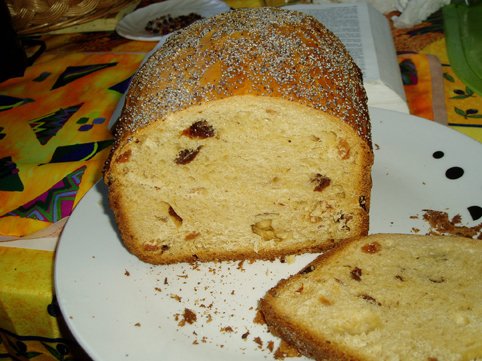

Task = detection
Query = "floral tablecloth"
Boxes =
[1,4,481,360]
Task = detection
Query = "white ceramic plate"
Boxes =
[55,108,482,361]
[116,0,231,41]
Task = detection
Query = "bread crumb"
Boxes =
[419,209,482,239]
[253,336,263,348]
[177,308,197,327]
[170,294,182,302]
[274,340,301,359]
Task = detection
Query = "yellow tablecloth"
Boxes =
[1,4,481,360]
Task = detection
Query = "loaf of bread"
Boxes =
[104,7,373,264]
[260,233,482,361]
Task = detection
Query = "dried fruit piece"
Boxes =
[182,120,215,139]
[361,241,381,254]
[145,13,203,35]
[175,146,202,164]
[359,293,381,306]
[116,149,131,163]
[311,173,331,192]
[351,267,362,281]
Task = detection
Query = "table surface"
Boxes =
[1,1,481,360]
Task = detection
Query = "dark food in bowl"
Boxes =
[145,13,204,35]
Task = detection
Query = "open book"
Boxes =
[286,2,409,113]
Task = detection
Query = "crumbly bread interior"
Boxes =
[260,234,482,361]
[106,96,372,264]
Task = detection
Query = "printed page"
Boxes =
[286,3,376,80]
[286,3,408,112]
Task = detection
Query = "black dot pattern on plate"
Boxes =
[445,166,464,180]
[432,150,444,159]
[432,150,465,180]
[432,150,481,224]
[468,206,482,221]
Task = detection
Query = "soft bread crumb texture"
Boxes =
[260,234,482,361]
[107,97,372,264]
[104,7,373,264]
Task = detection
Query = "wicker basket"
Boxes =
[6,0,135,35]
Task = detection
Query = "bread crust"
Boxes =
[260,238,367,360]
[105,7,370,172]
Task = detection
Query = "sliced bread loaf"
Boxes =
[104,7,373,264]
[260,234,482,361]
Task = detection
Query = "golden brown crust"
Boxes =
[260,239,366,360]
[106,7,370,173]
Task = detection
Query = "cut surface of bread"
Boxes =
[106,96,372,264]
[104,8,373,264]
[260,233,482,361]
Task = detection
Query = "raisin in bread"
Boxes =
[104,7,373,264]
[260,234,482,361]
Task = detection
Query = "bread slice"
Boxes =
[104,8,373,264]
[259,234,482,361]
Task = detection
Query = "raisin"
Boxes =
[361,241,381,254]
[311,173,331,192]
[182,120,215,139]
[175,146,202,164]
[395,275,405,281]
[359,294,381,306]
[351,267,362,281]
[145,13,203,35]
